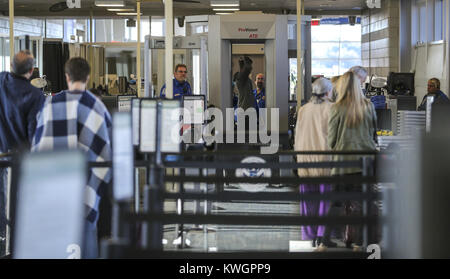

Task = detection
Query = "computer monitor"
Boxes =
[161,100,181,153]
[117,95,137,113]
[387,72,415,96]
[113,113,134,201]
[139,99,157,153]
[182,95,205,125]
[132,98,141,146]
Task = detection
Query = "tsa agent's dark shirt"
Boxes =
[418,90,450,111]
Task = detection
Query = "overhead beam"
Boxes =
[11,9,365,18]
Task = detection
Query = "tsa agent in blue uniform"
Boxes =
[160,64,192,99]
[253,73,266,113]
[418,78,450,111]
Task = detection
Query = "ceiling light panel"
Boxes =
[107,8,135,12]
[210,0,240,7]
[213,8,240,11]
[95,0,125,7]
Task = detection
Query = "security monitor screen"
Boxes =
[132,98,140,146]
[161,100,181,153]
[14,151,86,259]
[113,113,134,201]
[183,95,205,125]
[118,95,136,112]
[139,99,157,153]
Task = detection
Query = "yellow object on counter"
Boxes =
[377,130,394,136]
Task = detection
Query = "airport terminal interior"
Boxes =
[1,0,450,259]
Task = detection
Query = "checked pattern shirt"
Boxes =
[32,90,112,225]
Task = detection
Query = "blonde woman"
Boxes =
[326,71,377,250]
[294,78,334,248]
[330,76,341,102]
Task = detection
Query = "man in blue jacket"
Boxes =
[253,73,266,113]
[0,50,44,256]
[418,78,450,111]
[160,64,192,99]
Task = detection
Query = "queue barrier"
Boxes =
[0,150,383,259]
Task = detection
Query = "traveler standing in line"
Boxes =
[327,71,377,251]
[0,50,45,256]
[294,78,334,249]
[32,57,112,259]
[330,76,341,102]
[349,66,368,87]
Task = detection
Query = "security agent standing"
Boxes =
[253,73,266,112]
[160,64,192,99]
[418,78,450,111]
[0,50,45,256]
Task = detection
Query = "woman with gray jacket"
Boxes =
[326,71,377,250]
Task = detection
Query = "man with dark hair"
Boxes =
[32,57,112,259]
[0,50,44,256]
[418,78,450,111]
[160,63,192,99]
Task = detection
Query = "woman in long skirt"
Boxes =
[295,78,334,248]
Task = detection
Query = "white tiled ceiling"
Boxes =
[0,0,368,17]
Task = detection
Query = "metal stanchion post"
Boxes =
[141,184,149,249]
[361,156,373,248]
[134,167,140,213]
[148,101,164,251]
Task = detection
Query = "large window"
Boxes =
[413,0,447,43]
[311,23,362,77]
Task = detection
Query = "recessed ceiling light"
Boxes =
[116,12,142,16]
[95,0,125,7]
[213,8,239,11]
[211,4,239,6]
[108,8,135,12]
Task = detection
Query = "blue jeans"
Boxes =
[83,221,98,259]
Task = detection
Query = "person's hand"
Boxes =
[244,56,253,64]
[239,57,245,69]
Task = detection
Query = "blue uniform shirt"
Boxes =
[160,78,192,99]
[253,88,266,110]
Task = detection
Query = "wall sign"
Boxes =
[220,15,277,40]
